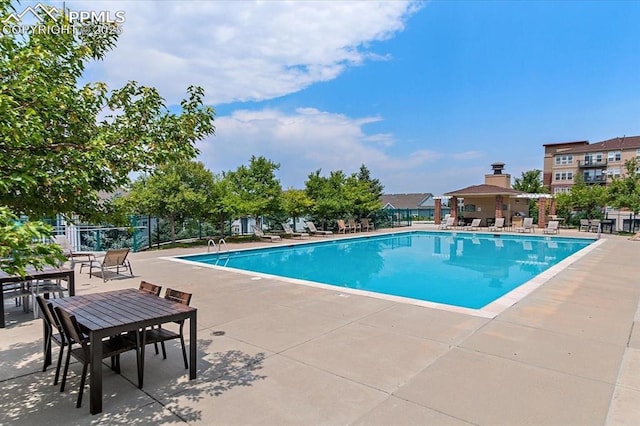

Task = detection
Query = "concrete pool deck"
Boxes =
[1,225,639,425]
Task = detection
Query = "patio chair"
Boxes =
[143,288,192,369]
[438,216,455,230]
[282,222,309,239]
[54,306,141,408]
[589,219,601,232]
[579,219,590,232]
[80,248,133,282]
[305,221,333,236]
[36,296,68,385]
[337,219,348,234]
[360,218,374,232]
[516,217,534,233]
[253,226,282,242]
[28,279,67,318]
[489,217,505,232]
[347,218,361,233]
[543,220,559,234]
[464,218,481,231]
[139,280,162,296]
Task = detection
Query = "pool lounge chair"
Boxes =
[347,218,361,233]
[489,217,505,232]
[253,227,282,242]
[464,218,481,231]
[79,248,134,282]
[516,217,534,233]
[360,218,374,232]
[438,216,455,230]
[543,220,559,234]
[306,221,333,236]
[282,222,309,239]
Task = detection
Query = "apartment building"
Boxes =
[542,136,640,194]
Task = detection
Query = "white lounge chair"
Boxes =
[516,217,534,233]
[543,220,559,234]
[489,217,505,232]
[464,218,481,231]
[305,221,333,236]
[438,216,455,230]
[282,222,309,239]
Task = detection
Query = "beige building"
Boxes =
[543,136,640,194]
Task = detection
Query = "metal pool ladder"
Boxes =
[207,238,229,253]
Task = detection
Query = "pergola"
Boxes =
[434,191,556,229]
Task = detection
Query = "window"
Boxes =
[607,151,621,162]
[636,148,640,159]
[555,155,573,165]
[553,187,571,194]
[554,171,573,181]
[584,152,603,165]
[607,167,621,178]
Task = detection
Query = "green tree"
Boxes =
[0,207,64,276]
[607,158,640,231]
[127,161,215,243]
[0,2,215,222]
[350,164,384,219]
[224,156,282,229]
[565,175,607,220]
[208,174,238,237]
[281,189,313,231]
[512,170,546,217]
[305,170,351,229]
[0,2,215,273]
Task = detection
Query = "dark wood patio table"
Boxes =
[48,288,197,414]
[0,266,75,328]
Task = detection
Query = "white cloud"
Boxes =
[197,107,445,192]
[76,0,422,104]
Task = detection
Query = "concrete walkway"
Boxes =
[1,226,639,425]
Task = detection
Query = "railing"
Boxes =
[583,175,607,184]
[577,159,607,168]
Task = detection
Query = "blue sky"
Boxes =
[54,1,640,193]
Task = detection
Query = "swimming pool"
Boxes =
[175,231,596,313]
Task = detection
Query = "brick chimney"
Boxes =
[484,162,511,188]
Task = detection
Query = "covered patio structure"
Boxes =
[433,163,556,229]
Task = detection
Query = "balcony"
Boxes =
[577,159,607,168]
[583,175,607,184]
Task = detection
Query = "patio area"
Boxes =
[1,225,640,425]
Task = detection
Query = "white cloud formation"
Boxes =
[77,0,422,104]
[197,107,469,194]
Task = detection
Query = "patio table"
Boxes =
[0,266,75,328]
[48,288,197,414]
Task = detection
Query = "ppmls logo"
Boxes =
[2,3,59,24]
[2,3,125,35]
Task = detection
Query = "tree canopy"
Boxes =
[224,156,283,225]
[127,161,216,242]
[607,158,640,216]
[0,1,216,223]
[0,1,215,274]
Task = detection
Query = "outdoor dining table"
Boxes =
[0,266,75,328]
[47,288,197,414]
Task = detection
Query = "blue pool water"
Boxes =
[179,232,594,309]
